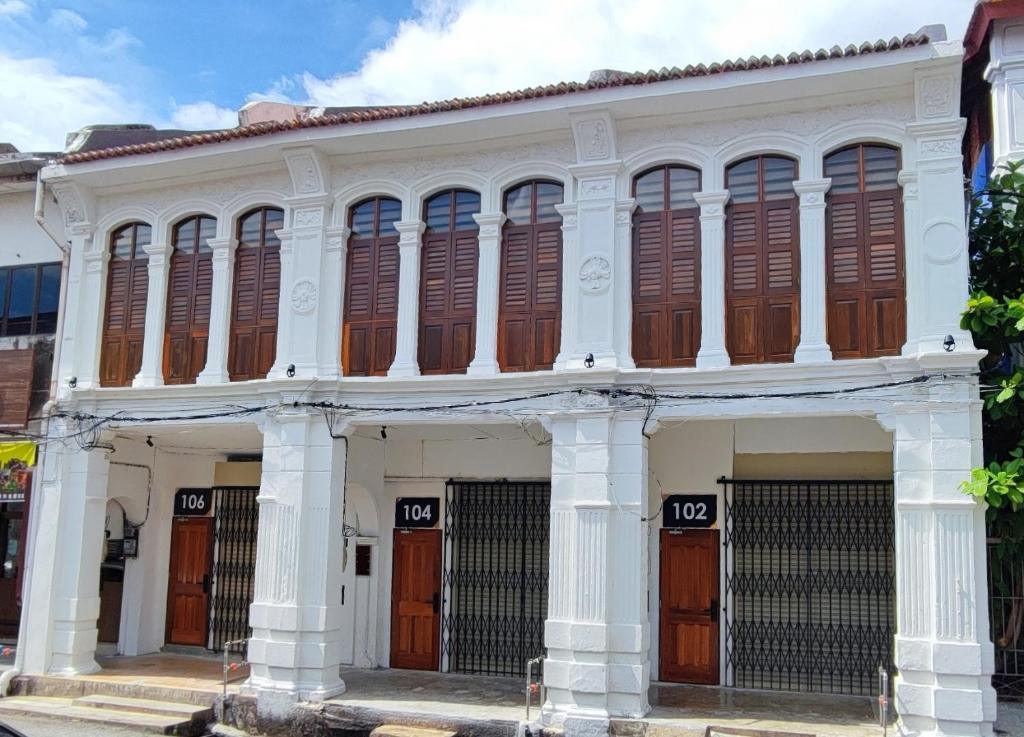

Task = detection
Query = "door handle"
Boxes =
[202,574,211,594]
[708,598,719,623]
[432,592,441,614]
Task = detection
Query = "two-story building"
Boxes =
[17,22,994,737]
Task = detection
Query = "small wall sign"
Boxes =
[663,494,717,529]
[173,488,212,517]
[395,497,439,529]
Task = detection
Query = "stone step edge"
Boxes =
[11,674,220,707]
[371,725,458,737]
[73,692,214,719]
[0,697,192,735]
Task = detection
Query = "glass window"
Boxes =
[863,145,899,191]
[504,184,532,226]
[238,211,262,247]
[5,267,36,336]
[535,182,563,223]
[378,198,401,236]
[35,264,60,334]
[823,147,860,194]
[763,157,796,200]
[350,198,402,238]
[112,226,134,259]
[454,191,480,231]
[634,169,664,212]
[824,144,900,195]
[726,158,759,203]
[351,201,376,237]
[425,192,451,231]
[0,269,7,329]
[174,218,196,252]
[197,216,216,253]
[264,208,284,247]
[0,263,61,336]
[727,156,796,202]
[668,167,700,209]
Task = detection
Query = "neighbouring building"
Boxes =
[14,18,1000,737]
[0,145,64,644]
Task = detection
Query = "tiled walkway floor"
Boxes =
[94,653,249,694]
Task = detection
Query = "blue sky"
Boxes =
[0,0,975,152]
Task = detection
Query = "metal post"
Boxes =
[878,665,889,735]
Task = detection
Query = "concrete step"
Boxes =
[11,673,218,707]
[73,692,214,720]
[371,725,458,737]
[0,695,208,734]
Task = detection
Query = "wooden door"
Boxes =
[660,529,720,684]
[390,529,441,670]
[166,517,213,647]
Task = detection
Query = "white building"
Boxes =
[16,21,1000,737]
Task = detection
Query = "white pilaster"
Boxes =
[133,242,173,387]
[880,391,996,737]
[467,212,506,376]
[70,227,106,390]
[21,423,109,675]
[388,220,425,378]
[269,196,331,380]
[553,203,578,371]
[793,178,833,363]
[694,191,730,369]
[196,236,234,385]
[986,20,1024,166]
[544,410,650,729]
[247,409,349,704]
[899,170,923,357]
[613,200,636,370]
[318,226,349,380]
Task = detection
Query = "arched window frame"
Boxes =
[498,179,564,372]
[342,196,402,376]
[630,164,702,367]
[227,206,283,382]
[100,221,151,387]
[418,189,481,375]
[724,154,801,364]
[823,143,905,358]
[163,215,216,384]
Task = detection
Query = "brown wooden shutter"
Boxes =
[228,208,281,381]
[343,232,399,377]
[826,183,905,358]
[725,203,762,364]
[762,199,799,363]
[418,230,478,375]
[100,225,149,387]
[163,245,212,385]
[498,220,562,372]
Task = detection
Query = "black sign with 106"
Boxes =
[662,494,717,528]
[395,497,440,528]
[173,488,211,517]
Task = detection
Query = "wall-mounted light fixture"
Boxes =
[943,335,956,353]
[145,435,154,448]
[584,353,595,368]
[68,376,77,388]
[286,364,296,377]
[380,426,388,440]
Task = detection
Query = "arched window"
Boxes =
[164,215,215,384]
[725,155,800,364]
[100,222,151,386]
[343,197,401,376]
[419,189,480,374]
[631,165,701,367]
[228,206,283,381]
[823,144,904,358]
[499,180,563,372]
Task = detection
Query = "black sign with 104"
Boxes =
[395,497,440,528]
[662,494,717,528]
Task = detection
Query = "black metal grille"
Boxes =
[442,480,549,677]
[988,537,1024,699]
[208,486,259,652]
[721,479,895,696]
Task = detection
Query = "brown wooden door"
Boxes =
[390,529,441,670]
[660,529,720,684]
[166,517,213,647]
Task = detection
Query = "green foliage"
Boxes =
[961,162,1024,547]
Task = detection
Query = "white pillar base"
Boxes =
[695,348,731,369]
[466,359,499,376]
[793,342,832,363]
[387,362,420,378]
[196,368,231,385]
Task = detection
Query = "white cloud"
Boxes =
[169,100,237,130]
[0,1,29,17]
[48,8,86,32]
[0,53,145,151]
[269,0,974,107]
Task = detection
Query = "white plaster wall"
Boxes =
[0,190,63,267]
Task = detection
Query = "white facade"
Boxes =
[16,30,999,737]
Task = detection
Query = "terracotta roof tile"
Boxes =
[60,32,931,165]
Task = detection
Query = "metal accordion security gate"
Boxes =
[208,486,259,652]
[441,480,550,677]
[720,478,895,696]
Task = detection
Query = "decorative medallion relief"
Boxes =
[578,255,612,294]
[290,278,319,314]
[919,76,954,119]
[578,120,610,160]
[292,208,324,229]
[579,177,614,200]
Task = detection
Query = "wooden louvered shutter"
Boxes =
[762,199,799,363]
[418,230,478,375]
[164,253,193,383]
[498,221,562,372]
[826,190,904,358]
[726,203,762,364]
[343,236,398,376]
[256,248,280,377]
[632,211,667,366]
[229,247,260,381]
[419,232,449,373]
[100,256,147,387]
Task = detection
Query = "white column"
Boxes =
[880,396,996,737]
[196,236,234,385]
[544,410,650,730]
[388,220,425,378]
[467,212,506,376]
[613,200,636,369]
[694,191,730,369]
[318,226,349,380]
[70,226,106,389]
[269,197,331,380]
[133,242,173,387]
[986,19,1024,167]
[21,423,109,675]
[553,203,578,371]
[247,408,349,704]
[793,178,833,363]
[899,171,922,356]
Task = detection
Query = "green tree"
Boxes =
[961,162,1024,547]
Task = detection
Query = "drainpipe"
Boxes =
[0,171,72,695]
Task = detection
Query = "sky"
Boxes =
[0,0,976,153]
